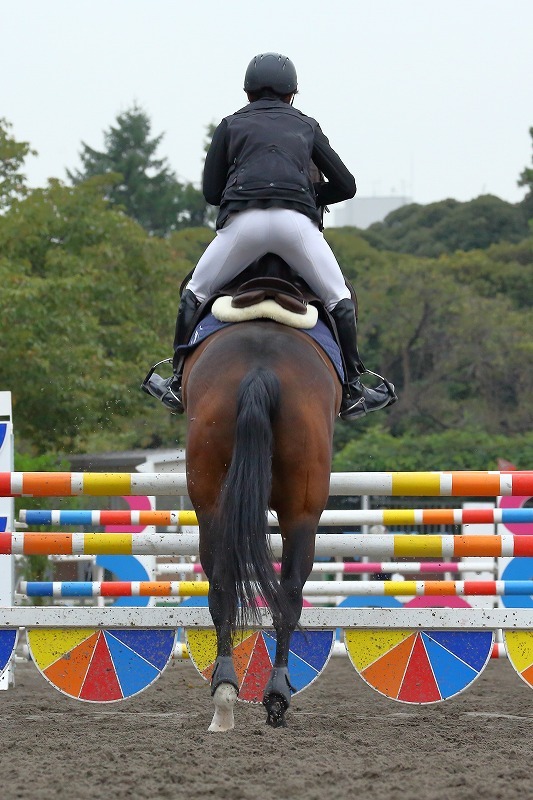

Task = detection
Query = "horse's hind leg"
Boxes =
[198,516,239,732]
[263,516,318,728]
[207,594,239,733]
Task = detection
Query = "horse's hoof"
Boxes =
[263,694,288,728]
[262,665,292,728]
[208,683,237,732]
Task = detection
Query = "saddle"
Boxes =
[181,253,357,343]
[141,254,363,414]
[231,276,308,315]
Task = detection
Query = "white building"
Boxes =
[332,195,411,229]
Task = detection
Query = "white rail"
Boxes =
[1,606,532,630]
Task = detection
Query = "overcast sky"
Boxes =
[3,0,532,207]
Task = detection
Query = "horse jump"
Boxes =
[2,469,533,719]
[2,470,533,496]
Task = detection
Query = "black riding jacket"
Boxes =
[203,98,356,229]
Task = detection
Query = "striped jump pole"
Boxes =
[19,506,533,528]
[3,531,533,558]
[18,578,533,599]
[19,580,210,597]
[283,561,497,575]
[3,470,533,497]
[156,560,496,577]
[4,467,533,708]
[20,509,200,527]
[35,557,496,575]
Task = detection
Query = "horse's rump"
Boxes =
[183,319,340,728]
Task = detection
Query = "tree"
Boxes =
[0,176,191,453]
[2,176,530,458]
[442,239,533,310]
[0,118,35,210]
[325,228,533,438]
[333,426,533,472]
[360,196,529,256]
[201,122,218,227]
[68,105,208,236]
[518,126,533,221]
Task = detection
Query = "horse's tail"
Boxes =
[213,366,291,633]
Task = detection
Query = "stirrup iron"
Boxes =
[340,370,397,421]
[140,358,184,414]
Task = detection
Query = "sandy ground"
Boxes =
[1,655,532,800]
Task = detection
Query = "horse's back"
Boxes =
[184,321,340,516]
[184,321,339,415]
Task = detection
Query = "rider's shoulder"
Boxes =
[291,105,319,125]
[227,100,319,129]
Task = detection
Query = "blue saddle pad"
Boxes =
[176,313,344,381]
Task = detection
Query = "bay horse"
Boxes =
[182,277,341,731]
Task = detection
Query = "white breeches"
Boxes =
[187,208,351,311]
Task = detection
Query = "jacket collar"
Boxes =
[234,98,293,114]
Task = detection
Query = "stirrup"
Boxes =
[340,371,397,421]
[141,359,184,414]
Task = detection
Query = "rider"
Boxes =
[144,52,396,420]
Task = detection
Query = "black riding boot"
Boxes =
[141,289,200,413]
[330,298,397,421]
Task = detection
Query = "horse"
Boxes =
[182,278,341,731]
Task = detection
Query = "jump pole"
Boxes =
[3,531,533,558]
[1,605,533,629]
[3,468,533,705]
[12,556,493,576]
[19,507,533,527]
[155,560,497,576]
[0,393,14,690]
[17,578,533,598]
[10,604,528,705]
[2,470,533,497]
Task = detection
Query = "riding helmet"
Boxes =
[244,53,298,95]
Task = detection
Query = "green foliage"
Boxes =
[14,452,66,471]
[168,225,215,268]
[325,229,533,439]
[0,118,531,468]
[333,426,533,472]
[361,196,529,256]
[0,177,191,453]
[0,118,36,210]
[518,126,533,221]
[441,239,533,310]
[68,105,209,236]
[200,123,218,228]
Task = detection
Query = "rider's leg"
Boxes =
[141,289,199,413]
[329,298,397,420]
[266,209,397,419]
[143,210,270,412]
[187,209,271,301]
[168,288,202,409]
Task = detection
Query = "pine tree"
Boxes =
[518,126,533,221]
[68,105,208,236]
